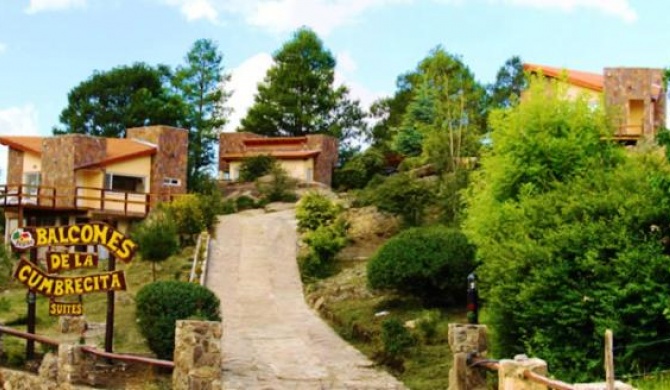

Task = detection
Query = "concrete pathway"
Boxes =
[206,208,407,390]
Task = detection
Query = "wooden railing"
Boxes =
[0,184,181,217]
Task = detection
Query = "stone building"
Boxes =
[524,64,667,144]
[219,133,339,186]
[0,125,188,237]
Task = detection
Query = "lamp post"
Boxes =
[467,272,479,325]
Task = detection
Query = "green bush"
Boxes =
[132,214,179,281]
[163,195,206,242]
[235,195,258,210]
[136,281,221,360]
[196,192,222,230]
[296,192,340,231]
[333,147,387,190]
[362,173,434,226]
[240,155,276,182]
[220,199,237,215]
[381,318,415,358]
[367,226,475,306]
[300,219,348,279]
[416,309,442,344]
[256,165,297,202]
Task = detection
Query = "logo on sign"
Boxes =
[10,229,34,250]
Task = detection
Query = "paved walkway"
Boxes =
[206,208,407,390]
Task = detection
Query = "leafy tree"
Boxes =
[333,147,387,190]
[392,48,487,172]
[54,63,186,137]
[361,173,434,226]
[132,214,179,281]
[240,28,366,149]
[488,55,526,109]
[174,39,231,192]
[463,76,670,380]
[239,155,276,182]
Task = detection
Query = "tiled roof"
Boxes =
[523,63,604,92]
[221,150,321,160]
[243,137,308,146]
[0,135,156,168]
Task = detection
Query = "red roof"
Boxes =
[221,150,320,161]
[0,136,156,168]
[523,63,604,92]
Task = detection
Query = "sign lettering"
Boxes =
[46,251,99,273]
[49,300,83,316]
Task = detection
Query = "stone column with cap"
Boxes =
[448,323,488,390]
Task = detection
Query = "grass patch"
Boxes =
[309,261,468,390]
[631,372,670,389]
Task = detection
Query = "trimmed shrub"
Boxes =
[136,281,221,360]
[367,226,475,306]
[296,192,340,231]
[240,155,276,182]
[362,173,434,226]
[163,195,206,243]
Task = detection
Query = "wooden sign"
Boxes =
[46,251,99,273]
[49,300,83,316]
[10,222,138,262]
[13,257,127,297]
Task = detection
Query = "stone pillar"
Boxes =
[57,344,85,384]
[499,355,548,390]
[173,320,223,390]
[448,324,488,390]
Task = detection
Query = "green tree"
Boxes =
[240,28,365,149]
[54,63,186,137]
[132,214,179,281]
[463,76,670,380]
[174,39,231,192]
[488,55,526,109]
[392,48,487,172]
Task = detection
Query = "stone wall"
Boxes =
[172,320,222,390]
[306,134,338,186]
[127,126,188,200]
[603,68,666,138]
[7,148,24,185]
[219,132,259,173]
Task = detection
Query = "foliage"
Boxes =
[487,55,526,110]
[296,191,340,231]
[463,76,670,381]
[196,192,222,230]
[303,219,348,261]
[435,170,470,227]
[132,214,179,281]
[361,173,434,226]
[173,39,231,192]
[381,318,416,358]
[235,195,258,210]
[391,47,486,172]
[162,195,206,242]
[0,244,14,288]
[416,309,442,344]
[239,155,276,182]
[239,28,366,149]
[54,63,186,137]
[333,147,387,190]
[368,226,475,306]
[255,165,298,203]
[136,281,221,360]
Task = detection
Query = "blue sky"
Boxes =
[0,0,668,178]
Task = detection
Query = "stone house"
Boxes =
[524,64,667,144]
[0,125,188,238]
[219,133,339,186]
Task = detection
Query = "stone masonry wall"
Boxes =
[218,132,259,173]
[7,148,24,184]
[127,126,188,200]
[41,135,106,208]
[604,68,666,138]
[306,134,338,186]
[172,320,222,390]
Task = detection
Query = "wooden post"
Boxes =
[26,217,37,360]
[605,329,614,390]
[105,253,116,355]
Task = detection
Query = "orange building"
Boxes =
[524,64,666,143]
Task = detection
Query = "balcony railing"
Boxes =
[0,184,178,217]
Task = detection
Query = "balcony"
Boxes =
[0,185,175,217]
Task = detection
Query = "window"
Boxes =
[163,177,181,187]
[24,172,40,195]
[104,173,146,193]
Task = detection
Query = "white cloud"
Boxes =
[498,0,637,23]
[0,105,40,183]
[225,53,274,132]
[164,0,219,23]
[25,0,87,14]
